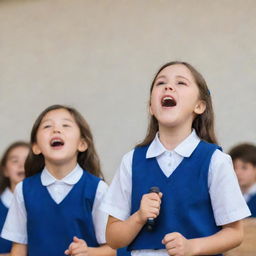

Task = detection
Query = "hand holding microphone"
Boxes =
[138,186,162,231]
[146,187,161,231]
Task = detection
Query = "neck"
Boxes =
[10,182,16,192]
[44,158,78,180]
[241,183,255,194]
[158,124,192,151]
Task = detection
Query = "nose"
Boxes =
[165,83,175,91]
[53,126,61,134]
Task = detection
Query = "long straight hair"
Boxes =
[25,105,104,179]
[0,141,29,194]
[137,61,218,147]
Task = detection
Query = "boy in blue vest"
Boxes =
[229,143,256,217]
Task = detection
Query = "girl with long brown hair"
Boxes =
[1,105,115,256]
[102,62,250,256]
[0,141,29,255]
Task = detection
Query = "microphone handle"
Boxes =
[146,186,160,231]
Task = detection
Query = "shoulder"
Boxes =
[122,149,135,163]
[211,149,233,167]
[23,172,41,184]
[94,180,108,201]
[13,181,25,204]
[82,170,102,183]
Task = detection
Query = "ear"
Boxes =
[32,143,42,155]
[194,100,206,115]
[78,139,88,152]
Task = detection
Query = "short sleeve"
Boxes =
[99,150,133,221]
[208,149,251,226]
[91,180,109,244]
[1,182,28,244]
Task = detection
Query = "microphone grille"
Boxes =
[149,186,160,193]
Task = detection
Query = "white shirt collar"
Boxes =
[146,129,200,158]
[41,164,83,186]
[244,183,256,201]
[0,187,13,208]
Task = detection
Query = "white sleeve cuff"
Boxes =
[1,228,27,244]
[99,201,130,221]
[215,207,251,226]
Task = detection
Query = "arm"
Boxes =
[106,192,162,248]
[65,237,116,256]
[10,243,27,256]
[162,220,243,256]
[88,244,116,256]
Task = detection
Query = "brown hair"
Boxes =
[229,143,256,166]
[25,105,104,179]
[0,141,29,194]
[137,61,218,147]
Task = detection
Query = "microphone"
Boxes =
[146,186,160,231]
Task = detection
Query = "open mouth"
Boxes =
[17,171,25,177]
[161,96,177,107]
[50,138,65,148]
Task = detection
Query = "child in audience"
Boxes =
[0,141,29,255]
[229,143,256,217]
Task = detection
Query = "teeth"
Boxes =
[162,96,176,107]
[52,140,61,144]
[163,96,173,101]
[51,139,64,146]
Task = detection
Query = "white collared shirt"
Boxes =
[0,188,13,208]
[244,183,256,202]
[100,130,250,256]
[1,164,108,245]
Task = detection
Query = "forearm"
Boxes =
[190,221,243,255]
[10,243,27,256]
[0,254,10,256]
[88,244,116,256]
[106,213,145,249]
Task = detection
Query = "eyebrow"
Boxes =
[155,75,166,80]
[155,75,191,83]
[41,118,74,124]
[176,75,190,82]
[8,156,19,160]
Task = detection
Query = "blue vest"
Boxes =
[247,194,256,217]
[23,170,100,256]
[129,141,222,256]
[117,247,131,256]
[0,198,12,253]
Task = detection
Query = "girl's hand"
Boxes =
[64,236,88,256]
[137,191,162,224]
[162,232,195,256]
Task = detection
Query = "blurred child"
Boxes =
[1,105,115,256]
[229,143,256,217]
[0,141,29,255]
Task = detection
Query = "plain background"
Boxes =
[0,0,255,182]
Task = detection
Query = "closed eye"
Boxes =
[63,124,71,127]
[43,125,51,129]
[155,81,165,86]
[177,81,187,86]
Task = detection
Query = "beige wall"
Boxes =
[0,0,255,182]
